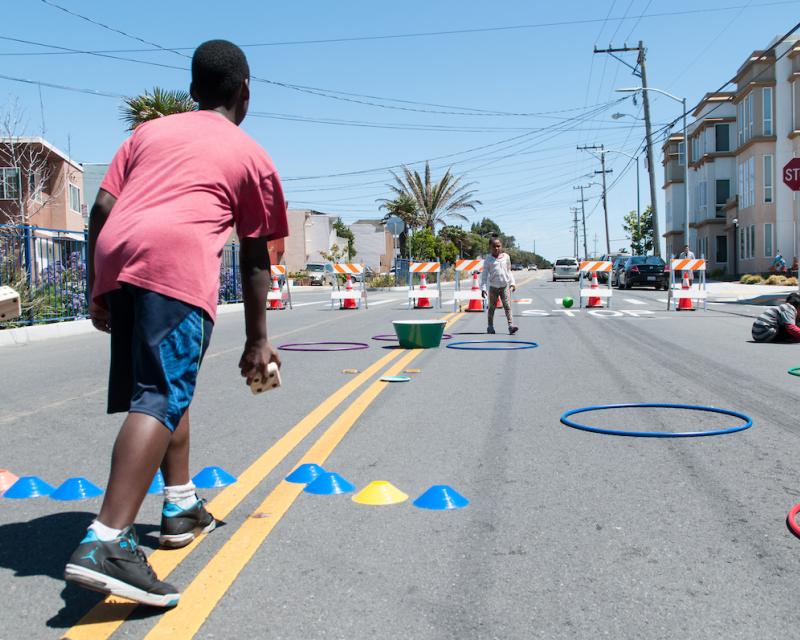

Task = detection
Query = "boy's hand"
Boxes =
[89,300,111,333]
[239,339,281,385]
[481,289,487,299]
[511,284,516,292]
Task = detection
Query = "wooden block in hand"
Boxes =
[0,286,21,321]
[250,362,281,394]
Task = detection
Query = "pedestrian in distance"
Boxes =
[679,243,695,282]
[480,234,518,335]
[751,293,800,343]
[771,252,788,274]
[64,40,288,608]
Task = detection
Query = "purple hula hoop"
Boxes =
[371,333,453,342]
[278,341,370,352]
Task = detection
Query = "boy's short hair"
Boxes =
[191,40,250,106]
[490,234,501,243]
[786,292,800,307]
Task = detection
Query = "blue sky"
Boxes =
[2,1,798,259]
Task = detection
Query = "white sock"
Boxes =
[89,519,123,542]
[163,481,198,510]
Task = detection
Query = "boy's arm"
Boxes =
[238,237,281,383]
[506,255,516,289]
[87,189,117,332]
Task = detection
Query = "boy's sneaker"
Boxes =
[64,526,179,608]
[159,499,216,549]
[509,325,519,335]
[487,326,496,334]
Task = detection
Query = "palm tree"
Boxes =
[382,162,481,231]
[377,192,422,231]
[120,87,196,131]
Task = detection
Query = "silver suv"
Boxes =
[305,262,335,286]
[553,257,580,281]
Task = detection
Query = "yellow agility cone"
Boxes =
[351,481,408,506]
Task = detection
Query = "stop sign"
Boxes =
[784,157,800,191]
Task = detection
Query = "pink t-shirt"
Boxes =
[95,110,288,320]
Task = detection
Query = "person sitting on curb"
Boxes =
[751,292,800,343]
[771,252,788,274]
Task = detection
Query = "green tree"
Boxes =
[470,217,515,249]
[333,218,356,260]
[407,229,437,260]
[382,162,481,230]
[320,243,347,263]
[377,192,423,231]
[623,205,654,255]
[435,237,458,264]
[120,87,196,131]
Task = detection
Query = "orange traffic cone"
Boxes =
[416,273,432,309]
[678,270,694,311]
[466,271,483,312]
[342,274,358,309]
[0,469,19,495]
[268,275,284,310]
[587,271,602,308]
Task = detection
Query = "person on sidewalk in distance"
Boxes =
[64,40,288,608]
[679,244,695,282]
[751,293,800,343]
[480,234,518,335]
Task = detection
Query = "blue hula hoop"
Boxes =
[446,340,539,351]
[560,403,752,438]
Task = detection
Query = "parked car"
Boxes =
[553,257,580,281]
[305,262,335,286]
[616,256,669,290]
[529,264,538,271]
[609,255,631,287]
[597,251,630,283]
[511,264,524,271]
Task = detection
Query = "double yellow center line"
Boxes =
[64,311,463,640]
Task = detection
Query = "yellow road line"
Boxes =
[143,313,463,640]
[61,349,408,639]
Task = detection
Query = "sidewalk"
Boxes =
[705,281,797,304]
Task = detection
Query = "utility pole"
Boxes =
[594,41,661,256]
[570,207,580,258]
[574,184,590,259]
[577,145,612,254]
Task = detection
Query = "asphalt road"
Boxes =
[2,271,800,640]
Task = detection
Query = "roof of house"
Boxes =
[0,136,83,172]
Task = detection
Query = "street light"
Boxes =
[606,149,642,255]
[611,112,644,121]
[617,86,690,257]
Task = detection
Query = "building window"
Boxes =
[738,101,745,146]
[793,80,798,131]
[748,157,755,209]
[677,141,685,166]
[763,87,773,136]
[715,123,730,152]
[739,226,746,260]
[764,223,773,257]
[716,235,728,263]
[749,224,756,260]
[0,167,20,200]
[747,93,754,140]
[764,155,773,203]
[738,157,755,209]
[715,179,730,215]
[697,181,707,212]
[28,170,43,203]
[69,183,81,213]
[691,137,700,163]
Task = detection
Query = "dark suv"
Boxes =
[616,256,668,290]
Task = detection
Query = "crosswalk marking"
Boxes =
[369,298,400,306]
[623,298,646,305]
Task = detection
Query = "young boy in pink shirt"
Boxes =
[64,40,287,607]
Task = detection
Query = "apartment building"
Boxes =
[0,137,84,232]
[662,34,800,275]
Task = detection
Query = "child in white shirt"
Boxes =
[480,235,518,334]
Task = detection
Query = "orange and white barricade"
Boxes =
[578,261,613,308]
[267,265,293,309]
[407,261,442,309]
[667,257,707,311]
[330,263,367,310]
[452,259,485,311]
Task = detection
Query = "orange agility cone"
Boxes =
[467,271,483,312]
[416,273,432,309]
[678,270,694,311]
[268,275,284,310]
[342,274,358,309]
[0,469,19,496]
[587,271,602,308]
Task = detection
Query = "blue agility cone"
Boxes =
[412,485,469,510]
[147,470,165,495]
[3,476,55,499]
[303,472,355,495]
[51,477,104,501]
[193,466,236,489]
[285,463,326,484]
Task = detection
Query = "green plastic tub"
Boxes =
[392,319,447,349]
